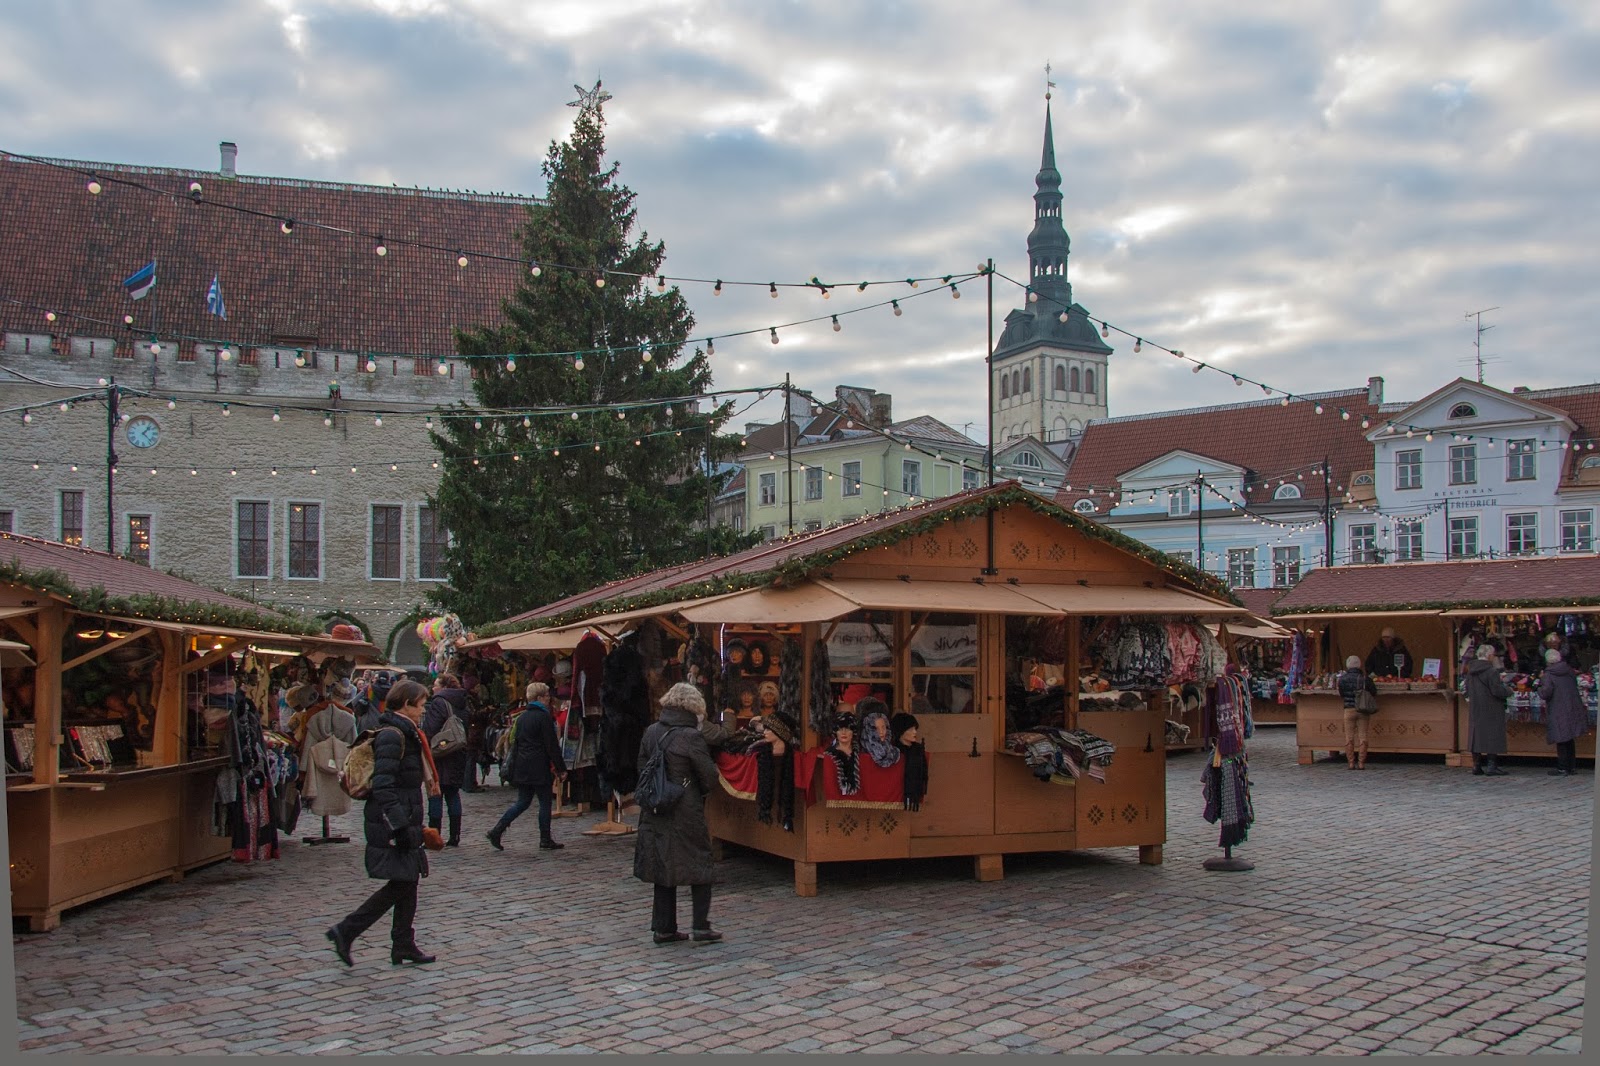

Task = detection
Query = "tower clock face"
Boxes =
[126,416,161,449]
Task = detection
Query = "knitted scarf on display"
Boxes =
[809,639,835,734]
[754,741,796,831]
[859,711,901,768]
[825,743,860,795]
[899,741,928,810]
[778,638,803,725]
[688,632,720,713]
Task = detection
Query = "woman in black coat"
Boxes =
[422,673,471,846]
[486,682,568,850]
[633,682,723,945]
[326,679,437,966]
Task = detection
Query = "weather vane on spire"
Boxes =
[568,79,612,109]
[1044,62,1056,101]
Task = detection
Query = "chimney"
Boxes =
[1366,376,1383,404]
[1511,386,1531,394]
[870,393,892,428]
[219,141,237,178]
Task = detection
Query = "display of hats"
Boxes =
[890,711,920,743]
[764,710,798,746]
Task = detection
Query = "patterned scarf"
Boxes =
[859,711,901,768]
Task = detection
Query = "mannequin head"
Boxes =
[757,680,779,711]
[890,711,920,747]
[723,639,747,672]
[746,640,770,675]
[738,688,756,714]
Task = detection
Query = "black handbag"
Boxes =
[633,728,686,815]
[1355,689,1379,714]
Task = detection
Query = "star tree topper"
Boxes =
[569,79,612,109]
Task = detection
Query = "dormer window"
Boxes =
[1073,499,1096,514]
[1448,402,1477,419]
[1273,484,1303,500]
[1014,451,1042,468]
[1582,456,1600,470]
[1353,473,1374,487]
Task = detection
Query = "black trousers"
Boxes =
[336,878,420,947]
[651,883,711,934]
[1556,740,1576,773]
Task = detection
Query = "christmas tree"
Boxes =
[431,85,747,625]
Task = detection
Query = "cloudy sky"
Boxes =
[2,0,1596,437]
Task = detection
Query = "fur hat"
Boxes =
[764,709,798,746]
[890,711,919,743]
[1545,648,1563,665]
[855,695,889,719]
[660,681,706,716]
[1476,644,1497,660]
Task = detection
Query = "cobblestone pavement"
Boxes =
[11,727,1592,1055]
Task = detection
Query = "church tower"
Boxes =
[991,98,1112,446]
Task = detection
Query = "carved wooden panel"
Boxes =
[1075,708,1166,850]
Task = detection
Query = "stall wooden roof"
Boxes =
[489,482,1240,638]
[1,531,323,639]
[1271,555,1600,617]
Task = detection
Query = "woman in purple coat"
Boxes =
[1538,649,1587,777]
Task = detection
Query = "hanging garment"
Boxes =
[226,695,280,863]
[300,702,358,817]
[1201,755,1254,848]
[598,633,652,796]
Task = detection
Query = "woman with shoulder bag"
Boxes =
[1337,655,1379,770]
[326,679,439,967]
[633,683,723,945]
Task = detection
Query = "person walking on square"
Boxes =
[326,679,437,967]
[1539,648,1585,777]
[1465,644,1511,777]
[486,682,568,850]
[1336,655,1378,770]
[422,673,471,846]
[633,682,723,945]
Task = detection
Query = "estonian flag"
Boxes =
[123,260,156,301]
[206,274,227,319]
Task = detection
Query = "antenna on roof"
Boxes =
[1464,306,1499,384]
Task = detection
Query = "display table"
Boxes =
[1296,687,1457,764]
[7,757,232,932]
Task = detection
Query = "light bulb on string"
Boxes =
[1027,290,1038,303]
[570,411,579,420]
[323,415,333,427]
[706,338,715,355]
[892,300,902,317]
[1361,418,1370,429]
[374,236,387,256]
[1100,321,1109,337]
[166,399,176,410]
[374,416,383,427]
[594,274,606,288]
[641,349,652,362]
[221,347,233,362]
[832,316,841,332]
[1192,362,1204,374]
[907,279,919,288]
[1133,338,1142,353]
[45,311,55,322]
[150,342,161,356]
[87,177,102,195]
[473,419,482,430]
[1314,404,1324,415]
[123,314,134,326]
[657,275,666,291]
[59,402,68,412]
[223,404,230,416]
[1280,398,1289,407]
[22,411,31,424]
[950,284,960,299]
[574,357,585,371]
[523,416,531,428]
[457,253,469,268]
[272,409,281,422]
[529,261,542,276]
[505,356,516,372]
[713,280,722,295]
[1424,433,1433,442]
[858,281,868,292]
[770,329,779,345]
[769,282,778,298]
[280,218,294,234]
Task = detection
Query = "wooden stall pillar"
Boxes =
[33,605,64,786]
[154,629,184,765]
[794,860,818,898]
[1139,844,1163,866]
[974,854,1004,882]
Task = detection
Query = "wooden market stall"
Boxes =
[1227,590,1299,727]
[2,533,376,931]
[490,484,1250,895]
[1273,556,1600,767]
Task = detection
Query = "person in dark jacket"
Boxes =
[1336,655,1379,770]
[486,682,569,850]
[1364,627,1413,679]
[326,679,437,967]
[1464,644,1511,776]
[422,673,471,846]
[633,682,723,945]
[1538,648,1586,777]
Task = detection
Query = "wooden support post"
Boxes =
[33,606,64,786]
[1139,844,1163,866]
[1297,747,1315,766]
[974,854,1003,882]
[794,860,818,897]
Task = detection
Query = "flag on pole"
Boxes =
[206,274,227,319]
[122,260,156,301]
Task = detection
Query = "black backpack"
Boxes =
[633,727,686,816]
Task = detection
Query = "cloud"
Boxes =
[1,0,1596,437]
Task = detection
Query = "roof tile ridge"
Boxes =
[1088,387,1375,427]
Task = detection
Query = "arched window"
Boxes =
[1011,369,1021,396]
[1073,499,1096,514]
[1054,365,1066,392]
[1053,416,1069,439]
[1070,366,1081,392]
[1020,422,1030,436]
[1015,451,1042,468]
[1353,473,1374,486]
[1274,484,1303,500]
[1448,402,1477,419]
[1582,455,1600,469]
[1000,374,1009,400]
[1022,367,1032,393]
[1068,418,1083,434]
[1084,368,1096,395]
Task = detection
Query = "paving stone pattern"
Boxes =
[12,727,1591,1054]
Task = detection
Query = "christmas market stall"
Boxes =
[2,532,376,931]
[1222,589,1300,728]
[487,483,1249,895]
[1272,555,1600,768]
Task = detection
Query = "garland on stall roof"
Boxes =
[0,558,323,636]
[1272,596,1600,618]
[472,484,1239,639]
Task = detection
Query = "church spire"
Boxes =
[1027,99,1071,308]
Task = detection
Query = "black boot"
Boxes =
[1471,754,1485,776]
[539,838,565,850]
[1484,754,1508,776]
[486,828,504,850]
[326,926,354,967]
[391,944,437,965]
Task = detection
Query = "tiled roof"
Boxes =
[1271,554,1600,615]
[0,151,537,357]
[1234,587,1289,617]
[891,414,981,447]
[493,481,1228,629]
[1055,387,1384,509]
[1,531,286,615]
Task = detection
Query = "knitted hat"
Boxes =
[764,709,798,746]
[890,711,919,744]
[855,695,889,719]
[1545,648,1563,665]
[660,681,706,716]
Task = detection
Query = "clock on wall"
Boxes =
[126,416,161,449]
